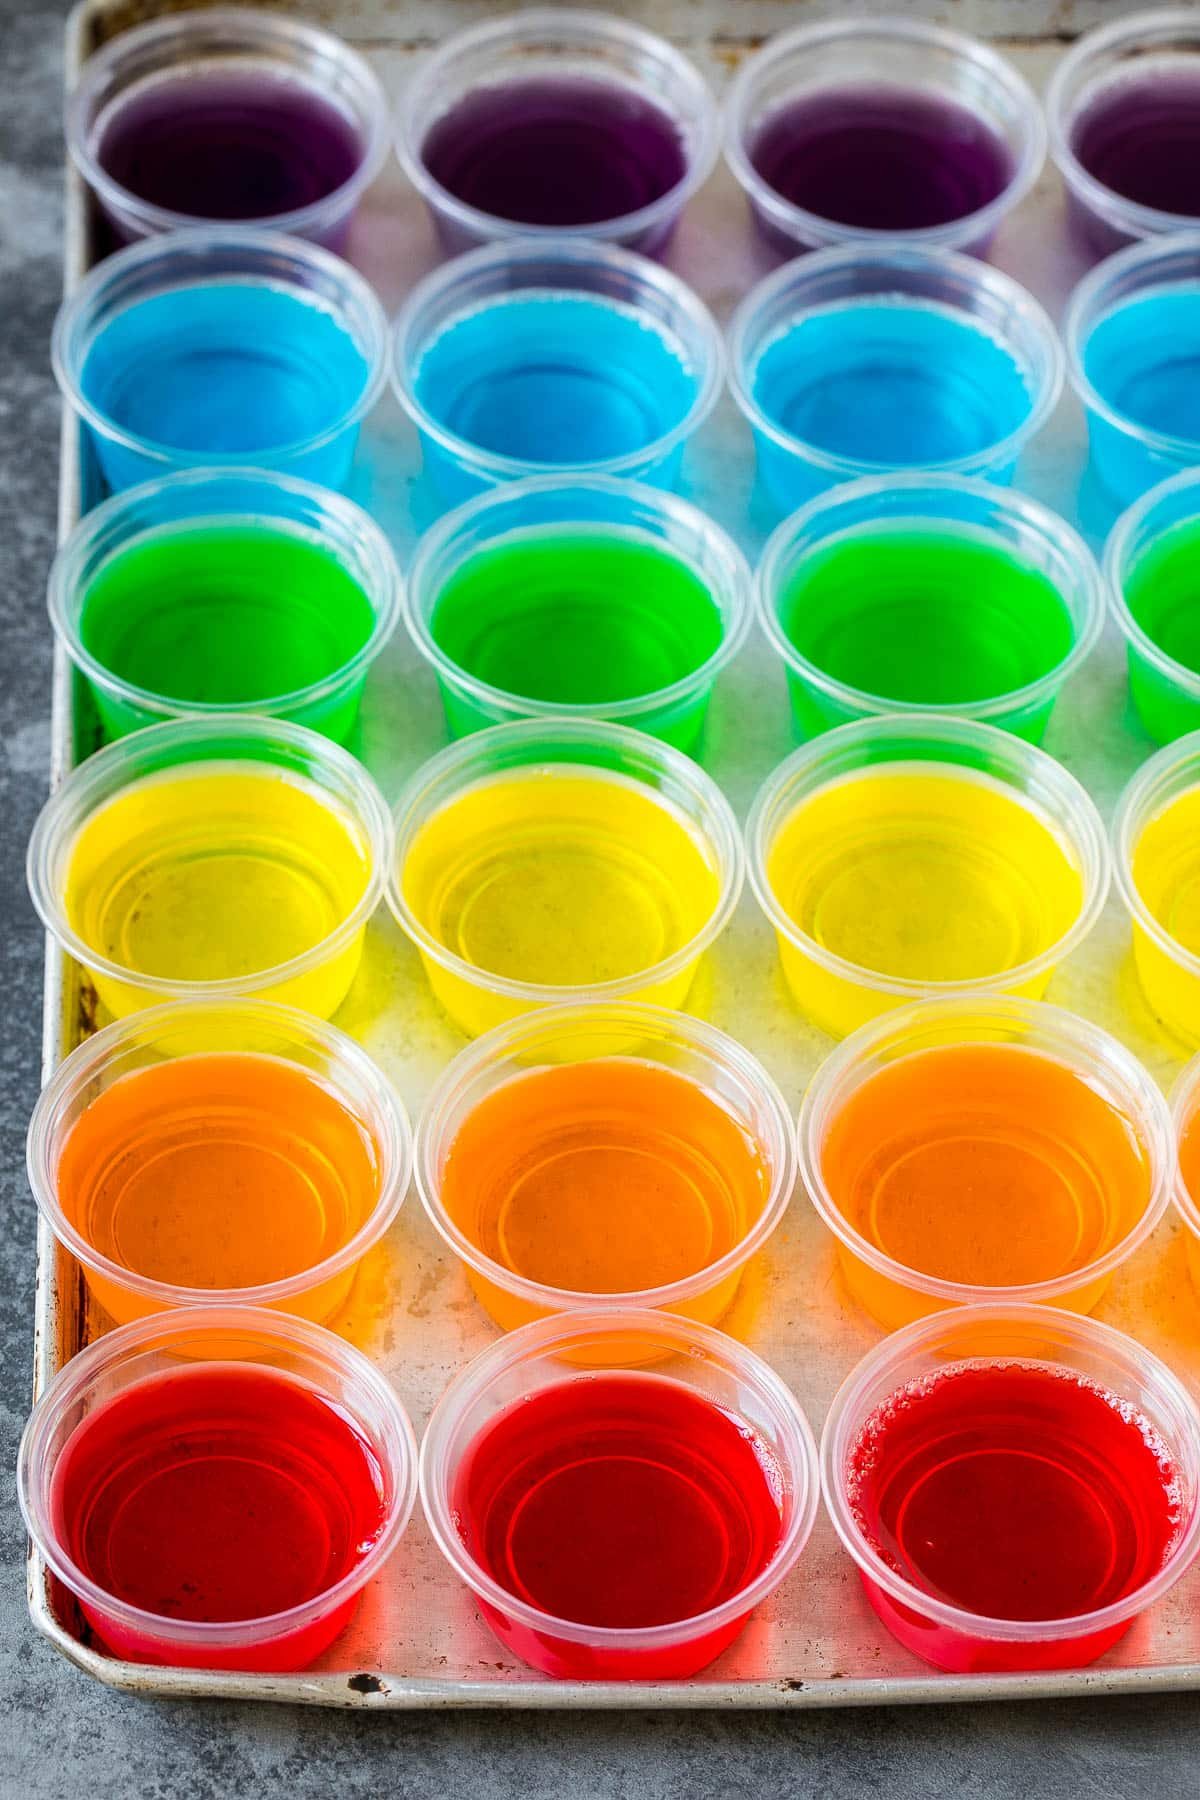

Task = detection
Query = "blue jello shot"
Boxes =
[1068,234,1200,510]
[728,245,1061,519]
[53,229,388,494]
[391,239,724,510]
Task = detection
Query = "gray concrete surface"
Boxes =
[6,3,1200,1794]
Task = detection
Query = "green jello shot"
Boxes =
[406,477,751,753]
[1109,472,1200,746]
[51,469,399,744]
[757,475,1101,743]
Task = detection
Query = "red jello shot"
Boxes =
[821,1305,1200,1674]
[19,1307,418,1672]
[420,1308,819,1680]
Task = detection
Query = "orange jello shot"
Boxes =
[1171,1052,1200,1305]
[416,1001,796,1334]
[27,999,411,1326]
[799,996,1171,1331]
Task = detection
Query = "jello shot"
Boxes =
[800,996,1172,1331]
[416,1001,795,1333]
[19,1307,417,1672]
[27,717,391,1021]
[757,473,1102,742]
[395,8,718,256]
[392,239,723,509]
[389,720,742,1038]
[28,999,411,1327]
[420,1308,819,1679]
[728,245,1061,517]
[53,228,387,494]
[822,1305,1200,1673]
[747,715,1110,1038]
[66,8,389,248]
[405,474,750,751]
[50,467,401,743]
[1107,468,1200,744]
[1170,1050,1200,1305]
[725,16,1043,256]
[1113,730,1200,1046]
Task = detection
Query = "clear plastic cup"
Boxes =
[65,7,389,249]
[27,716,392,1022]
[49,466,401,745]
[1066,233,1200,510]
[1170,1050,1200,1301]
[419,1306,819,1679]
[394,7,718,257]
[799,995,1173,1332]
[724,16,1044,257]
[387,718,744,1040]
[1112,730,1200,1047]
[728,245,1062,518]
[746,714,1110,1040]
[415,1000,795,1334]
[18,1306,418,1672]
[27,998,412,1327]
[52,227,388,495]
[757,473,1102,744]
[1106,469,1200,745]
[1047,9,1200,258]
[404,474,750,752]
[391,238,724,510]
[820,1304,1200,1673]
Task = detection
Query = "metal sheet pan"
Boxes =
[31,0,1200,1709]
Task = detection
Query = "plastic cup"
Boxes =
[404,474,750,751]
[1112,730,1200,1047]
[388,718,743,1040]
[419,1306,819,1679]
[1170,1051,1200,1302]
[27,716,391,1022]
[1106,468,1200,744]
[27,998,412,1327]
[1047,9,1200,258]
[746,714,1110,1040]
[52,228,388,495]
[728,245,1062,519]
[1066,233,1200,510]
[757,473,1102,744]
[820,1304,1200,1673]
[65,7,389,249]
[799,995,1173,1332]
[48,466,401,744]
[724,16,1044,257]
[18,1306,417,1672]
[415,1000,795,1334]
[391,238,724,510]
[394,7,718,258]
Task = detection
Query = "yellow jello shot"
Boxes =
[28,718,390,1019]
[747,715,1108,1038]
[388,720,743,1037]
[1115,731,1200,1047]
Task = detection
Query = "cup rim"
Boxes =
[798,993,1175,1306]
[17,1302,420,1646]
[1105,466,1200,701]
[727,243,1063,480]
[819,1301,1200,1643]
[387,716,745,1006]
[65,5,392,243]
[26,714,393,1001]
[390,235,726,484]
[403,472,752,727]
[755,470,1104,725]
[48,465,403,725]
[1112,727,1200,978]
[745,712,1112,1004]
[393,5,720,249]
[723,13,1046,254]
[51,226,391,469]
[26,997,413,1310]
[418,1304,820,1649]
[414,999,797,1311]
